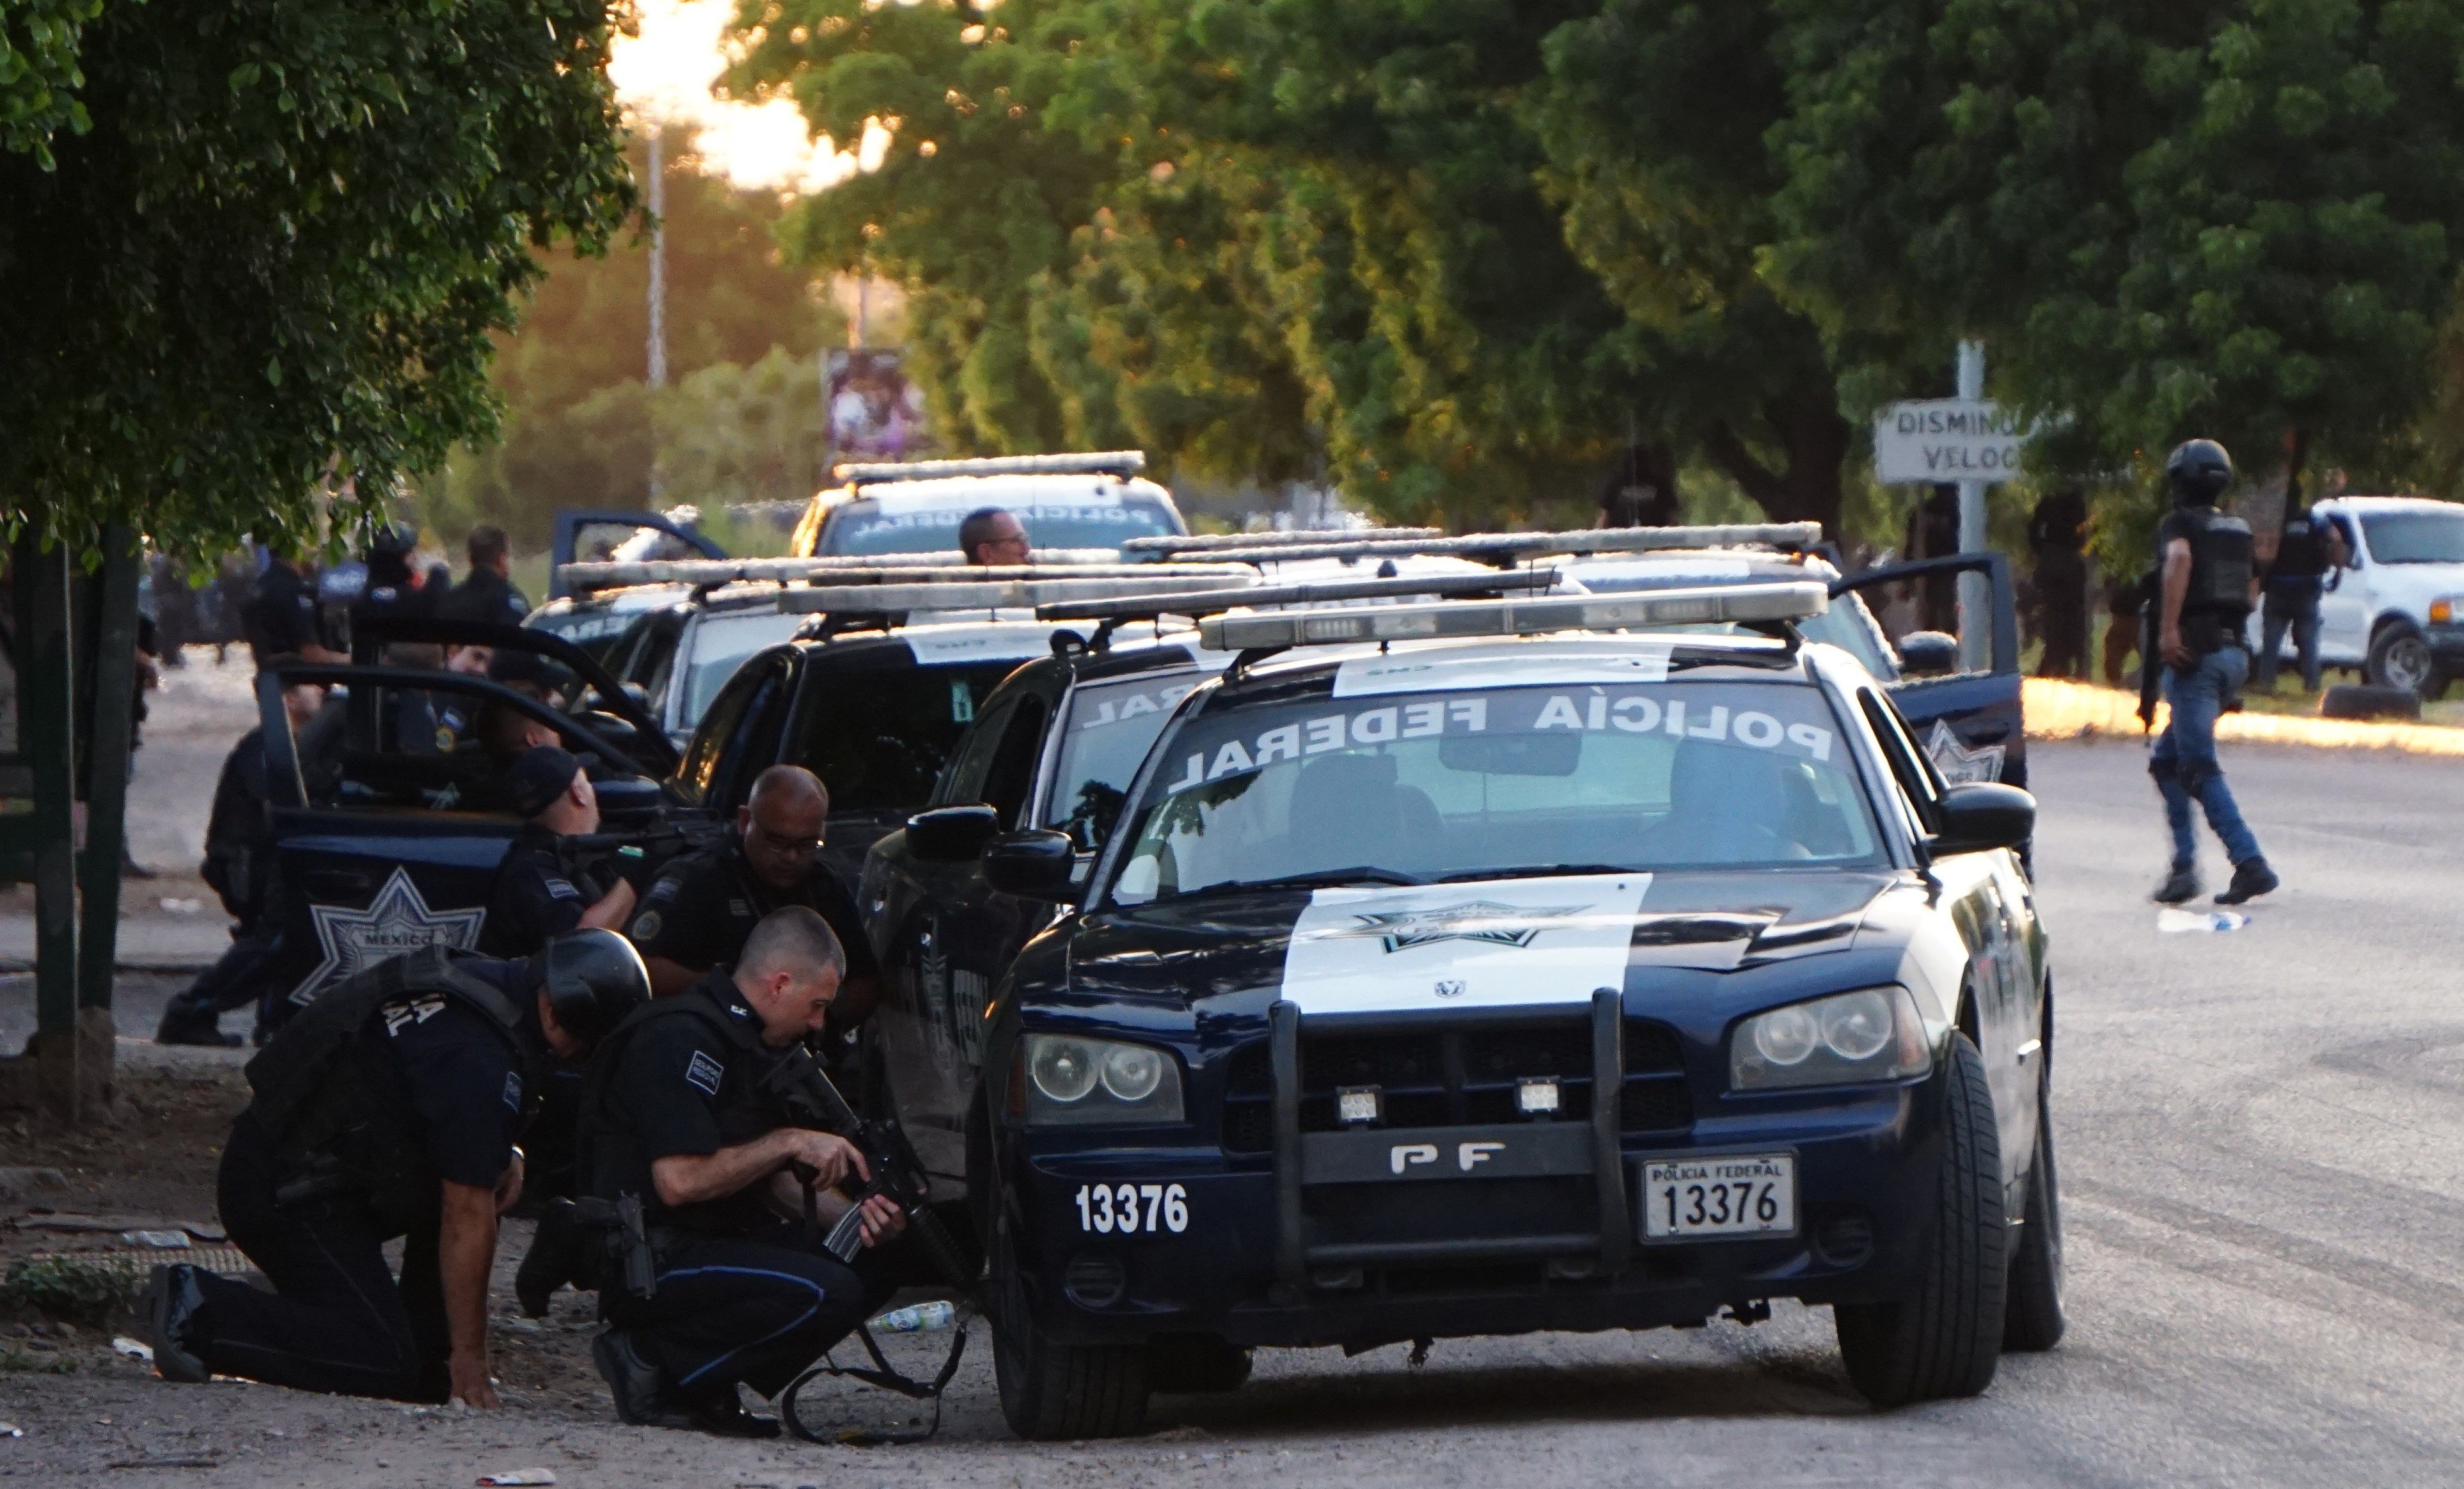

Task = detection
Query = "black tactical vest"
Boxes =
[2181,507,2255,620]
[574,978,789,1235]
[243,946,531,1227]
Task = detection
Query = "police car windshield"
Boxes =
[680,611,803,729]
[1046,671,1207,850]
[2360,510,2464,563]
[1106,679,1885,906]
[821,498,1180,556]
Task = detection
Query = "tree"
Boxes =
[0,0,636,560]
[1,0,102,163]
[1768,0,2464,486]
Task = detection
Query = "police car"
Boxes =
[789,450,1189,558]
[936,567,2057,1437]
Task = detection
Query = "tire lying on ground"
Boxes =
[2318,683,2422,721]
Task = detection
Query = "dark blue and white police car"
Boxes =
[952,574,2060,1437]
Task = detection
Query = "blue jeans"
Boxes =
[2150,647,2264,871]
[2255,584,2323,691]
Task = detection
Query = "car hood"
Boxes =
[1068,869,1899,1007]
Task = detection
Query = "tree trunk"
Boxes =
[1701,382,1851,536]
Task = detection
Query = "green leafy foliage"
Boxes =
[0,0,636,560]
[0,1255,138,1326]
[0,0,103,164]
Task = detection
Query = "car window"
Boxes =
[938,696,1017,806]
[1856,688,1943,836]
[820,496,1180,556]
[679,610,805,730]
[784,661,1016,814]
[1045,671,1205,850]
[703,651,797,814]
[680,649,784,800]
[983,696,1050,830]
[2358,510,2464,564]
[1107,679,1882,904]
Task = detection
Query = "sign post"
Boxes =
[1874,342,2021,672]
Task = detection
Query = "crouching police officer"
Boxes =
[2146,438,2278,906]
[577,906,905,1438]
[482,746,638,957]
[143,930,651,1405]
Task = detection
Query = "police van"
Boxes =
[918,558,2057,1438]
[789,450,1188,559]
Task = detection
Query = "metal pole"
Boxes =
[1956,340,1991,672]
[647,129,668,501]
[70,530,138,1120]
[16,536,80,1121]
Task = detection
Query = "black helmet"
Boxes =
[2165,439,2233,506]
[539,929,649,1047]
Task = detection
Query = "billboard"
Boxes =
[826,349,929,462]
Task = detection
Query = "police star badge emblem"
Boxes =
[294,867,487,1006]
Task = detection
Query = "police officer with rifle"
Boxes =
[2142,438,2280,906]
[481,746,639,957]
[143,930,650,1405]
[573,906,964,1438]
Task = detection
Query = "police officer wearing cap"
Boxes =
[2149,439,2280,907]
[579,906,905,1437]
[143,931,651,1406]
[629,765,878,1025]
[481,746,638,958]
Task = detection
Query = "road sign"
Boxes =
[1874,398,2032,484]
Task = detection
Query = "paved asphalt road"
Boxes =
[7,736,2460,1486]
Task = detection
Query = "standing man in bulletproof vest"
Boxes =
[438,524,531,626]
[628,765,880,1024]
[2147,439,2279,907]
[2254,485,2348,693]
[143,931,649,1405]
[579,907,906,1437]
[482,746,638,957]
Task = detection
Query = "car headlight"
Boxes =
[1023,1033,1185,1125]
[1730,987,1930,1092]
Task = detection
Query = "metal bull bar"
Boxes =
[1270,989,1630,1295]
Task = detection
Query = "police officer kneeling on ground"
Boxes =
[579,906,905,1438]
[482,746,638,957]
[144,930,651,1406]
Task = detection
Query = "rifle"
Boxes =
[2136,568,2163,731]
[757,1044,979,1295]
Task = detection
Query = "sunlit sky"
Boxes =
[608,0,891,194]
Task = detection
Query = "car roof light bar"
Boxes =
[778,572,1263,615]
[1180,523,1824,567]
[559,549,1148,592]
[1035,567,1562,622]
[833,450,1146,484]
[1120,526,1443,556]
[1196,579,1829,650]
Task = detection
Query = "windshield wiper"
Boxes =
[1171,867,1425,899]
[1433,863,1644,883]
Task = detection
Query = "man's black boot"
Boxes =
[2151,865,2201,905]
[2215,858,2279,905]
[685,1394,783,1440]
[592,1328,669,1425]
[154,1010,242,1048]
[145,1265,210,1383]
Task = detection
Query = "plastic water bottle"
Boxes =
[2157,908,2248,934]
[869,1300,956,1334]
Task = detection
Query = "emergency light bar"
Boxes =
[558,549,1136,592]
[1181,523,1824,567]
[833,451,1146,484]
[1035,568,1562,622]
[1120,527,1442,556]
[778,572,1261,615]
[1196,580,1828,651]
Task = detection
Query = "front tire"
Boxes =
[2365,625,2437,696]
[990,1198,1149,1439]
[1835,1034,2007,1406]
[2002,1065,2065,1352]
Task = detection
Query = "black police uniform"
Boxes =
[577,970,874,1408]
[244,561,329,666]
[2257,508,2335,690]
[438,567,531,626]
[628,839,878,989]
[155,727,291,1043]
[483,824,617,958]
[178,949,550,1401]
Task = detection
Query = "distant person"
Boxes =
[958,507,1032,566]
[2102,562,2145,688]
[1594,444,1680,528]
[2145,439,2276,907]
[244,548,346,667]
[2027,488,2090,678]
[438,526,530,627]
[1902,485,1962,635]
[2254,486,2347,693]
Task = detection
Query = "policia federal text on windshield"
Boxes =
[2139,438,2280,906]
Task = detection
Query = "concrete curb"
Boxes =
[2024,678,2464,755]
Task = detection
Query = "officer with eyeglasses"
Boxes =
[626,765,880,1025]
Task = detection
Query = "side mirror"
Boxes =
[1930,782,2035,856]
[982,829,1080,901]
[1896,630,1960,677]
[907,803,1002,863]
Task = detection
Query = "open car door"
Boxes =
[549,510,725,599]
[1831,551,2026,791]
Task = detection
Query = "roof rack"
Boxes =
[1120,527,1442,556]
[1174,523,1824,567]
[557,549,1132,593]
[1197,579,1829,651]
[778,571,1259,616]
[833,451,1146,485]
[1035,567,1561,622]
